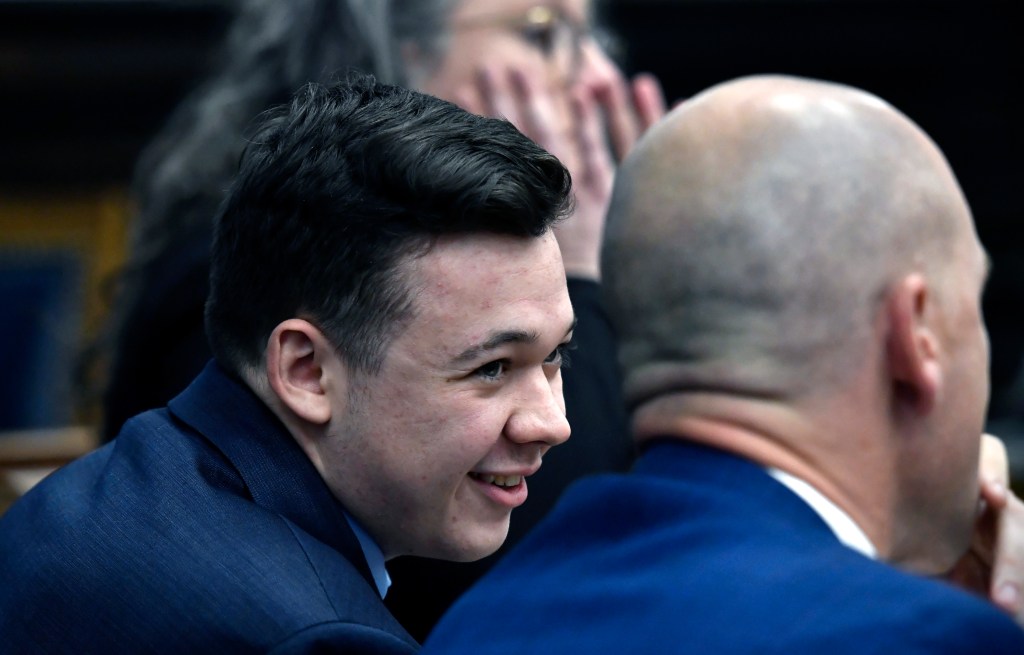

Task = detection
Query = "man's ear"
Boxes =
[265,319,339,425]
[885,273,943,415]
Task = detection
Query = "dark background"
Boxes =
[1,0,1021,427]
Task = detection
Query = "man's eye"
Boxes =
[544,343,573,369]
[475,360,507,380]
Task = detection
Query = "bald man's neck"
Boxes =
[631,390,897,562]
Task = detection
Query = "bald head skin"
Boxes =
[603,75,990,572]
[605,75,972,407]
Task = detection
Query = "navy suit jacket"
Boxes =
[0,362,418,654]
[424,440,1024,653]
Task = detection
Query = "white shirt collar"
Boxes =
[767,467,878,559]
[343,511,392,598]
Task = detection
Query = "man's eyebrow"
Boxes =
[452,315,577,365]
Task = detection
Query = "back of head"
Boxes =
[206,73,571,380]
[603,75,971,409]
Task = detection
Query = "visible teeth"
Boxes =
[474,474,522,487]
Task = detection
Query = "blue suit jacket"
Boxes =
[0,362,418,654]
[424,441,1024,653]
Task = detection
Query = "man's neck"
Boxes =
[631,392,896,561]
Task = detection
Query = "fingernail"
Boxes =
[995,582,1021,609]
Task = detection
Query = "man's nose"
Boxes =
[504,371,571,447]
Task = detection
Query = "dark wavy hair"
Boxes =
[206,75,571,376]
[93,0,453,436]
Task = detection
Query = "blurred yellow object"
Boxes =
[0,190,130,428]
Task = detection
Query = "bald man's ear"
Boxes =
[265,319,339,426]
[885,274,942,416]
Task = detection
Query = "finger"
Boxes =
[593,72,641,161]
[508,68,560,151]
[476,66,519,125]
[572,87,614,191]
[981,433,1010,488]
[631,73,667,131]
[990,492,1024,624]
[981,477,1010,512]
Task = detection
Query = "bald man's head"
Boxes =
[603,75,977,408]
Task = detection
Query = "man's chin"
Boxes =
[433,521,512,563]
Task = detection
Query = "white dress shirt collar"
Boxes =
[343,511,392,598]
[768,467,878,559]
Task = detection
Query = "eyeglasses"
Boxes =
[454,5,597,80]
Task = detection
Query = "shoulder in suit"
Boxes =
[423,441,1024,653]
[0,364,417,654]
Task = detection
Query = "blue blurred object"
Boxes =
[0,249,83,429]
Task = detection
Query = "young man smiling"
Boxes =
[0,75,574,653]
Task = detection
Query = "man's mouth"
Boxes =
[467,469,531,508]
[469,473,523,488]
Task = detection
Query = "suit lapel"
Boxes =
[168,361,378,593]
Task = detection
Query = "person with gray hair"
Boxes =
[422,75,1024,652]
